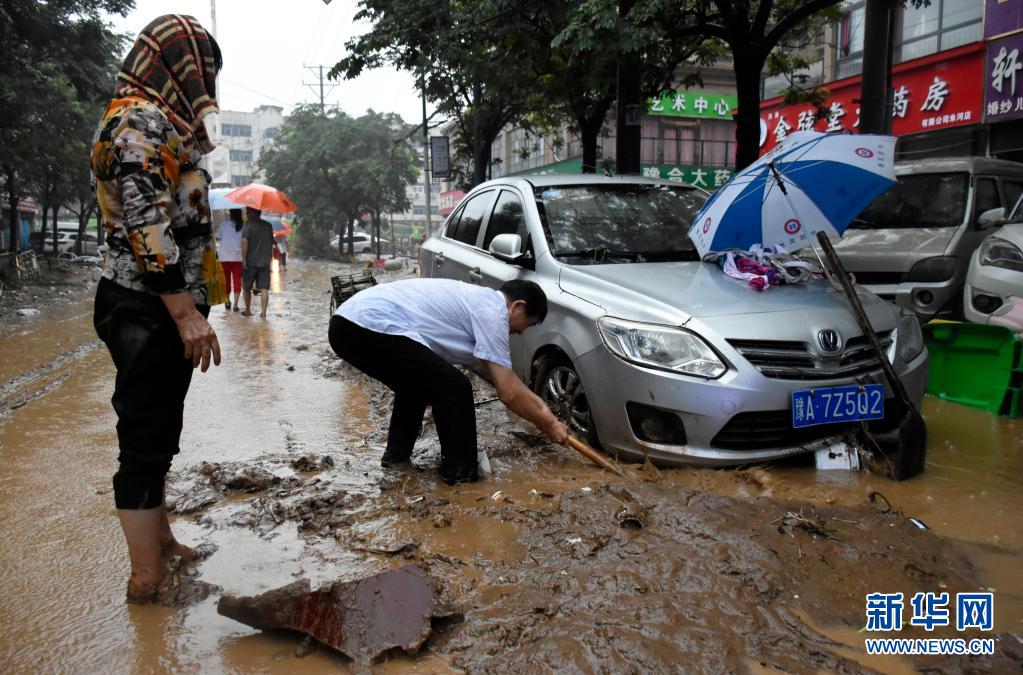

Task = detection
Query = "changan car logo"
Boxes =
[817,329,842,353]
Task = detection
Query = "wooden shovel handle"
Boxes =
[567,436,629,479]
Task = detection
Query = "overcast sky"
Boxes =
[107,0,433,124]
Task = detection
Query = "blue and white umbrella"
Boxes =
[688,131,897,258]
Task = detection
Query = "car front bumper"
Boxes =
[576,344,929,467]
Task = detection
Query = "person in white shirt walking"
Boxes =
[328,278,568,484]
[215,209,244,311]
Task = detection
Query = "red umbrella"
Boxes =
[225,183,297,213]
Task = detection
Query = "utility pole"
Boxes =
[422,75,433,237]
[615,0,642,175]
[859,0,897,134]
[303,65,337,115]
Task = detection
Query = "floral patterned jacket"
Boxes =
[92,97,219,307]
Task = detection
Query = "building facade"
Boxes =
[760,0,1023,163]
[205,105,284,188]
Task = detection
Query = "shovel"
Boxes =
[817,232,927,480]
[567,435,630,479]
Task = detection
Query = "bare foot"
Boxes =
[126,569,167,604]
[260,313,267,319]
[161,538,195,563]
[241,310,252,316]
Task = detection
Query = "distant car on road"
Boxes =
[420,174,928,468]
[42,230,99,256]
[833,157,1023,322]
[329,231,390,254]
[964,192,1023,332]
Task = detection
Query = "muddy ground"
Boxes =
[2,257,1020,673]
[166,354,1021,673]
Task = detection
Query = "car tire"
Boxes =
[532,355,601,448]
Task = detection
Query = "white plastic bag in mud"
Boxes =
[478,448,492,476]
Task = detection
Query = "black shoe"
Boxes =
[439,464,479,485]
[380,449,412,467]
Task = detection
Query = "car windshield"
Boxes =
[849,172,968,229]
[533,183,706,264]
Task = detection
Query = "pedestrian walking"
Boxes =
[241,206,274,318]
[328,278,568,484]
[90,14,223,604]
[276,234,288,270]
[216,209,244,311]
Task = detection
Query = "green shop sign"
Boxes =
[518,158,732,189]
[648,91,737,120]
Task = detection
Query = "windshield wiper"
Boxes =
[553,247,641,261]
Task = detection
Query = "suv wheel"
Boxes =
[533,356,599,447]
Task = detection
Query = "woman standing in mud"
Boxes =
[91,15,224,603]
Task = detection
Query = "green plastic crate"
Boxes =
[923,322,1023,417]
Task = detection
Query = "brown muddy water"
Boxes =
[0,258,1020,673]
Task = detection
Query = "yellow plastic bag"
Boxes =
[202,246,228,306]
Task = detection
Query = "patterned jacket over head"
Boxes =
[91,14,223,306]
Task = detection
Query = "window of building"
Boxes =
[222,124,252,137]
[263,127,280,139]
[229,149,253,162]
[231,175,252,187]
[413,206,426,216]
[835,0,982,79]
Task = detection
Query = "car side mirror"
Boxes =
[489,233,524,263]
[977,207,1007,228]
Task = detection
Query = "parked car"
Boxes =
[832,157,1023,322]
[41,231,75,253]
[329,231,390,253]
[420,174,929,467]
[963,192,1023,332]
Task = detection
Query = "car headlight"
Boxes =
[979,236,1023,272]
[597,317,726,378]
[895,311,924,363]
[907,256,958,282]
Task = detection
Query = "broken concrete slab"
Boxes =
[217,565,456,662]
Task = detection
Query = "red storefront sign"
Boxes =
[438,190,465,217]
[759,43,985,154]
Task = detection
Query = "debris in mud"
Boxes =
[216,565,459,663]
[15,308,40,316]
[198,461,300,492]
[432,514,451,528]
[290,454,335,472]
[772,507,842,540]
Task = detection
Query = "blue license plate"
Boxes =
[791,384,885,428]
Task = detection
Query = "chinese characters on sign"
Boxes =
[642,164,732,188]
[984,33,1023,123]
[759,44,984,154]
[648,91,738,120]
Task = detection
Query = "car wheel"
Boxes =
[533,356,600,447]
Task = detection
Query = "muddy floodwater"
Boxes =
[0,258,1020,673]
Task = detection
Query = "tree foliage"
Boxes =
[332,0,541,187]
[259,106,418,256]
[0,0,132,251]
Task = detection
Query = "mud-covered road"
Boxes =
[1,258,1020,673]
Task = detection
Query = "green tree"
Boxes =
[331,0,540,187]
[675,0,843,170]
[0,0,132,251]
[546,0,722,173]
[259,107,418,256]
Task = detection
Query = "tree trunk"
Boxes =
[346,214,355,257]
[733,56,766,171]
[615,0,642,176]
[577,108,609,174]
[5,164,20,252]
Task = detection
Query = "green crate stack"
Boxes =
[923,322,1023,418]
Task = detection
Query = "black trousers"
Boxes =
[328,315,478,484]
[94,277,208,509]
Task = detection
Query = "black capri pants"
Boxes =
[328,315,478,484]
[94,277,208,509]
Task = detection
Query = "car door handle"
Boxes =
[435,252,445,266]
[469,267,483,284]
